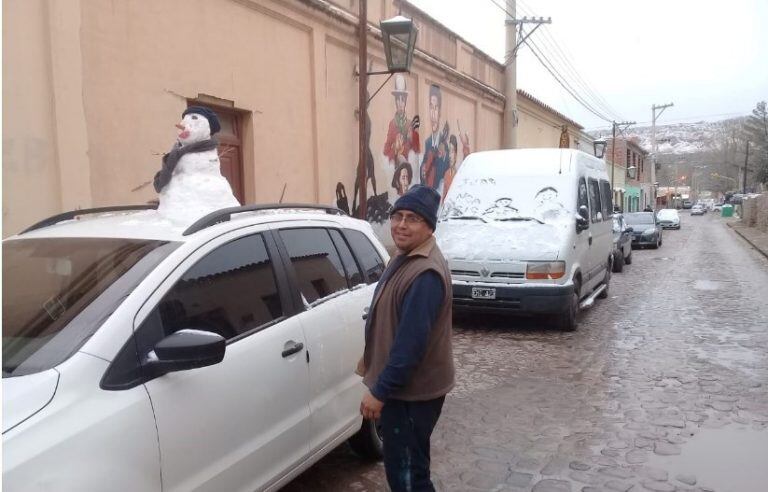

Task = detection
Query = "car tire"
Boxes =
[556,281,580,332]
[651,238,660,249]
[624,249,632,265]
[598,261,610,299]
[348,417,384,461]
[613,251,624,273]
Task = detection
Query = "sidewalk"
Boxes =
[727,220,768,260]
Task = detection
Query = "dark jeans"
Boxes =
[379,396,445,492]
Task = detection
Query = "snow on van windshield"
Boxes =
[439,176,574,225]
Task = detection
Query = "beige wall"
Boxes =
[3,0,590,239]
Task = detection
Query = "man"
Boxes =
[358,185,454,491]
[420,85,449,191]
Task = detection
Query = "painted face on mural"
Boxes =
[395,94,407,115]
[399,167,410,192]
[429,94,441,134]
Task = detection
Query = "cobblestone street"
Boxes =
[284,214,768,492]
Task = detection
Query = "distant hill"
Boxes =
[590,117,747,156]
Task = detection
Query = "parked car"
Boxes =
[2,204,388,492]
[612,214,633,272]
[656,208,681,229]
[625,211,663,248]
[682,200,693,209]
[436,148,614,332]
[691,204,705,215]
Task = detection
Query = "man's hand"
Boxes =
[360,390,384,420]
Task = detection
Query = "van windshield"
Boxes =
[2,237,179,377]
[439,176,574,225]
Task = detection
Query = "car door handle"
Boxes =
[282,341,304,358]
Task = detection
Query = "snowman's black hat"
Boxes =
[182,106,221,136]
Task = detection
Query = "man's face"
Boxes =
[390,210,432,252]
[395,94,406,115]
[429,95,440,134]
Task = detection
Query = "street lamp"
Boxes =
[593,138,607,159]
[380,16,418,74]
[355,5,419,219]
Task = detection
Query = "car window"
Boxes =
[344,229,386,283]
[328,229,364,288]
[588,178,602,222]
[599,180,613,218]
[279,228,349,304]
[149,234,283,341]
[2,238,179,377]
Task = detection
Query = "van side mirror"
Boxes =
[576,205,589,232]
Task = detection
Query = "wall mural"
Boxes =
[335,77,472,233]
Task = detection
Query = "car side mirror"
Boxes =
[624,226,633,233]
[578,205,589,220]
[146,329,225,376]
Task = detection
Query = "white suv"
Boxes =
[2,204,389,492]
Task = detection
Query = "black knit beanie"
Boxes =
[182,106,221,136]
[392,185,441,230]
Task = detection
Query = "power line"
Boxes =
[487,0,616,123]
[514,0,624,120]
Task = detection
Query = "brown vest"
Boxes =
[359,236,455,401]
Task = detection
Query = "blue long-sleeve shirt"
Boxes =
[370,270,445,402]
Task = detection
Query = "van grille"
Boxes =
[490,272,524,279]
[451,269,480,277]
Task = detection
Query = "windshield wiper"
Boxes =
[496,216,545,224]
[443,215,488,223]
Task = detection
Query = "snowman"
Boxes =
[153,106,240,223]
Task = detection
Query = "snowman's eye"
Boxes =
[191,115,198,120]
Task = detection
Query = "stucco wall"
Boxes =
[3,0,592,240]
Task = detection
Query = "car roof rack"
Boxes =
[182,203,349,236]
[20,205,159,234]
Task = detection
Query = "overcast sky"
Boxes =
[409,0,768,132]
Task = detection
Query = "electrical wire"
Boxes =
[488,0,622,123]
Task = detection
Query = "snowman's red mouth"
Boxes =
[178,130,190,140]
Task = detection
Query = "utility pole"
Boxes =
[743,141,750,194]
[503,1,550,148]
[651,102,673,207]
[356,0,368,220]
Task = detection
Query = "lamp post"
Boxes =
[593,138,607,159]
[356,4,418,219]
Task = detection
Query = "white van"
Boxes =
[435,148,613,331]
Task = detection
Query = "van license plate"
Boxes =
[472,287,496,299]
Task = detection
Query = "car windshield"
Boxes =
[624,213,655,225]
[439,175,575,225]
[2,237,179,377]
[657,209,678,218]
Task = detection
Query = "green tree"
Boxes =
[744,101,768,185]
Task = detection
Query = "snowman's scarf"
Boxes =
[153,138,219,193]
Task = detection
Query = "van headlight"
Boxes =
[643,228,656,235]
[526,261,566,280]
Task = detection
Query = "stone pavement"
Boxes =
[284,214,768,492]
[727,220,768,260]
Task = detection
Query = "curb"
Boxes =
[727,223,768,261]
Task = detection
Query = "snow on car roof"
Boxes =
[458,148,604,178]
[10,208,361,242]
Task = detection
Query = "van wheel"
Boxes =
[598,261,610,299]
[612,252,624,273]
[348,418,383,461]
[556,282,580,332]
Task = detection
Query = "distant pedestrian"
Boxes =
[644,206,654,212]
[357,185,454,492]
